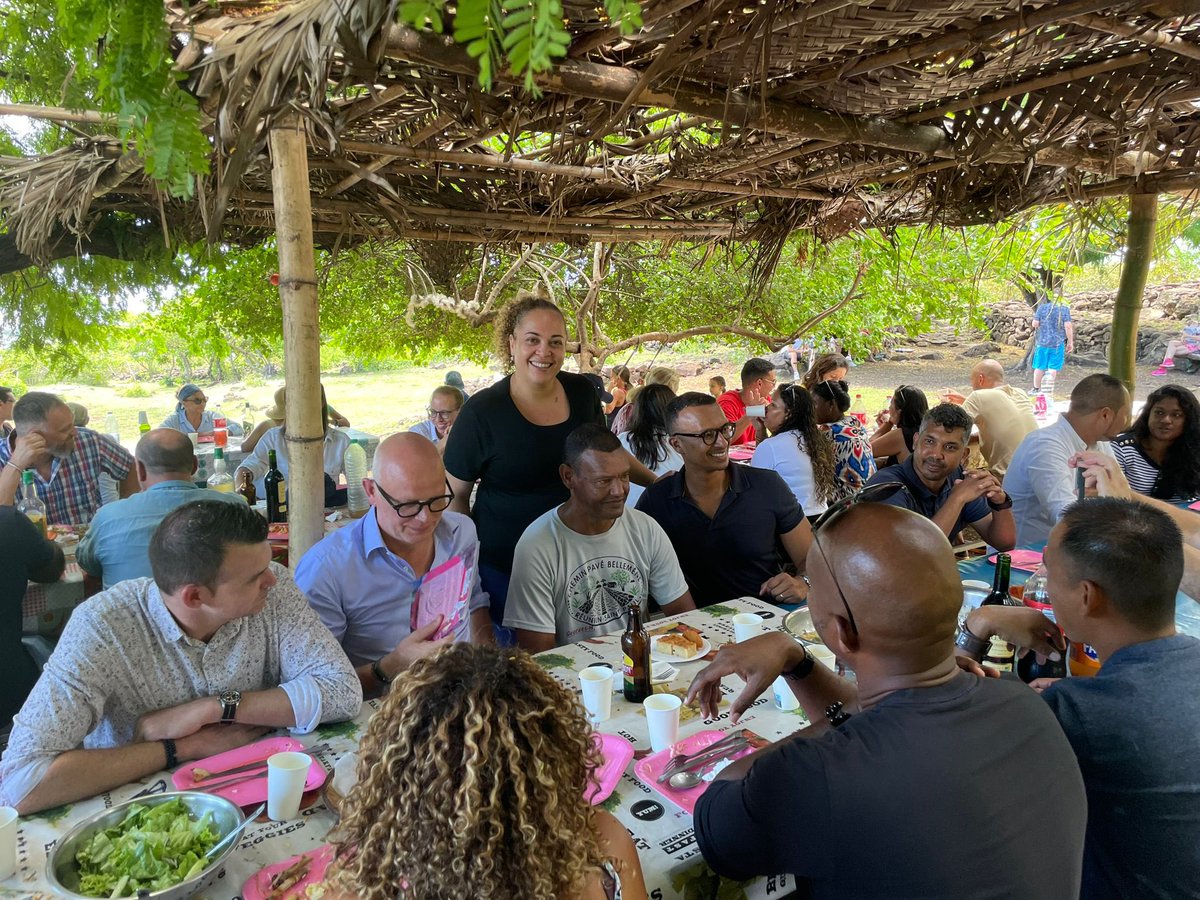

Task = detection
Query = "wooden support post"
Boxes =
[1110,193,1158,392]
[269,112,324,567]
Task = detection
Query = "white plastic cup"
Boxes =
[643,694,682,752]
[0,806,18,880]
[266,752,312,821]
[579,666,614,723]
[187,432,200,449]
[732,613,764,643]
[771,675,800,711]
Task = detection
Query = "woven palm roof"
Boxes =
[4,0,1200,267]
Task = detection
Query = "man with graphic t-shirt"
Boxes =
[505,424,695,650]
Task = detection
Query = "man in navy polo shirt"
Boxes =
[636,392,812,606]
[865,403,1015,550]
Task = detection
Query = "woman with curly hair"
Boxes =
[1112,384,1200,502]
[800,352,849,392]
[325,645,648,900]
[870,385,929,468]
[619,382,682,507]
[752,383,837,520]
[811,379,876,500]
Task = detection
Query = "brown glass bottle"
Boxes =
[236,468,257,505]
[264,449,288,523]
[981,553,1016,672]
[622,603,652,703]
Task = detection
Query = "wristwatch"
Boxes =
[987,493,1013,511]
[219,689,242,725]
[781,643,816,681]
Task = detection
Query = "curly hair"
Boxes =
[627,382,676,467]
[774,384,838,504]
[493,290,567,371]
[1130,384,1200,500]
[330,645,606,900]
[801,353,849,391]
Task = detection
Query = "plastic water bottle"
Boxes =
[345,439,369,518]
[104,412,120,442]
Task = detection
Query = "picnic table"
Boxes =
[2,598,802,900]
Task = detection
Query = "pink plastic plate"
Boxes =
[632,729,761,814]
[1189,500,1200,511]
[987,549,1043,573]
[172,736,327,807]
[243,844,335,900]
[727,446,755,461]
[587,733,634,805]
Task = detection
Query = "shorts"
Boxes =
[1032,343,1065,371]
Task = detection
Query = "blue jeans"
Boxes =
[480,563,516,647]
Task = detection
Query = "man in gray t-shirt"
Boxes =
[506,424,694,651]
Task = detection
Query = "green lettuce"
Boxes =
[74,799,220,897]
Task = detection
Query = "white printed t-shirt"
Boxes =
[504,506,689,647]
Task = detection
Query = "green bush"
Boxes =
[118,384,155,398]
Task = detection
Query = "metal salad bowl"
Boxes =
[47,791,245,899]
[782,607,823,646]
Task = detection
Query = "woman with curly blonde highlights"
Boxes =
[326,645,648,900]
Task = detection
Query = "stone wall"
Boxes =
[984,282,1200,364]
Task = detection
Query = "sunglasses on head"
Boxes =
[810,481,912,635]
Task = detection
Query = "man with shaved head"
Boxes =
[78,428,244,589]
[686,500,1085,898]
[294,432,492,697]
[944,358,1037,478]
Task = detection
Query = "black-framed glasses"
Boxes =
[372,478,455,518]
[427,407,456,420]
[809,481,912,635]
[671,422,737,446]
[186,396,208,405]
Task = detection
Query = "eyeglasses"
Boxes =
[186,396,208,405]
[671,422,737,446]
[427,407,457,420]
[372,478,455,518]
[809,481,912,635]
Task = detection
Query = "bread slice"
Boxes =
[658,633,699,659]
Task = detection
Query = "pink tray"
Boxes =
[987,549,1043,574]
[632,729,760,814]
[243,844,335,900]
[587,733,634,806]
[1189,500,1200,511]
[173,736,327,807]
[728,446,755,461]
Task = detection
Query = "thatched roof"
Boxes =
[4,0,1200,265]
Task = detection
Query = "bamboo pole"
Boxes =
[268,112,324,567]
[1110,193,1158,392]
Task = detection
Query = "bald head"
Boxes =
[136,429,197,482]
[375,432,445,486]
[971,359,1005,388]
[367,433,450,549]
[807,504,962,661]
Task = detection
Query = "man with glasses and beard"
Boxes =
[635,392,813,607]
[295,433,493,698]
[686,498,1086,899]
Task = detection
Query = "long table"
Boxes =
[2,598,803,899]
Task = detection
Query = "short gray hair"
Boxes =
[137,429,196,475]
[13,392,67,431]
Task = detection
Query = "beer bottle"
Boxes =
[236,468,257,505]
[622,603,652,703]
[981,553,1016,672]
[1016,570,1067,682]
[264,449,288,523]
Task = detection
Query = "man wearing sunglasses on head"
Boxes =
[636,392,813,606]
[295,433,494,698]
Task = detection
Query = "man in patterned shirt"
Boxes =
[0,500,362,814]
[0,391,138,523]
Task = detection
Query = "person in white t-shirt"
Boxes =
[505,424,695,650]
[408,386,464,454]
[752,382,836,520]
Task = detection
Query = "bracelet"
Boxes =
[371,657,393,685]
[955,623,990,661]
[987,493,1013,511]
[4,461,22,475]
[781,645,816,681]
[161,738,178,770]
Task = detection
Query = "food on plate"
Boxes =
[657,627,704,659]
[798,628,820,643]
[74,798,219,897]
[266,856,312,899]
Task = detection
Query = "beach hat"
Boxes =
[265,386,287,420]
[583,372,614,404]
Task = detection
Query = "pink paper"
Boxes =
[243,844,335,900]
[411,550,474,640]
[632,729,760,814]
[987,549,1044,573]
[172,736,327,806]
[587,733,634,805]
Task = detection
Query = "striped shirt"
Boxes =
[1,426,133,524]
[1112,433,1197,503]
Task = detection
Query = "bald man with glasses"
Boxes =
[294,433,493,697]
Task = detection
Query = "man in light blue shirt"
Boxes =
[295,433,492,697]
[77,429,244,588]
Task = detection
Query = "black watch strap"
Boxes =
[372,658,393,685]
[988,493,1013,511]
[161,738,178,770]
[782,646,816,681]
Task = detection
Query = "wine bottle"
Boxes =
[264,449,288,523]
[981,553,1016,672]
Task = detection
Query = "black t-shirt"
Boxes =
[634,464,804,605]
[1,507,64,725]
[443,372,603,573]
[694,672,1086,899]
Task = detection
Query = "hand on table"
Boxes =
[760,572,808,605]
[1069,451,1131,500]
[10,431,47,469]
[686,632,803,722]
[381,615,451,678]
[175,723,270,764]
[135,697,221,741]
